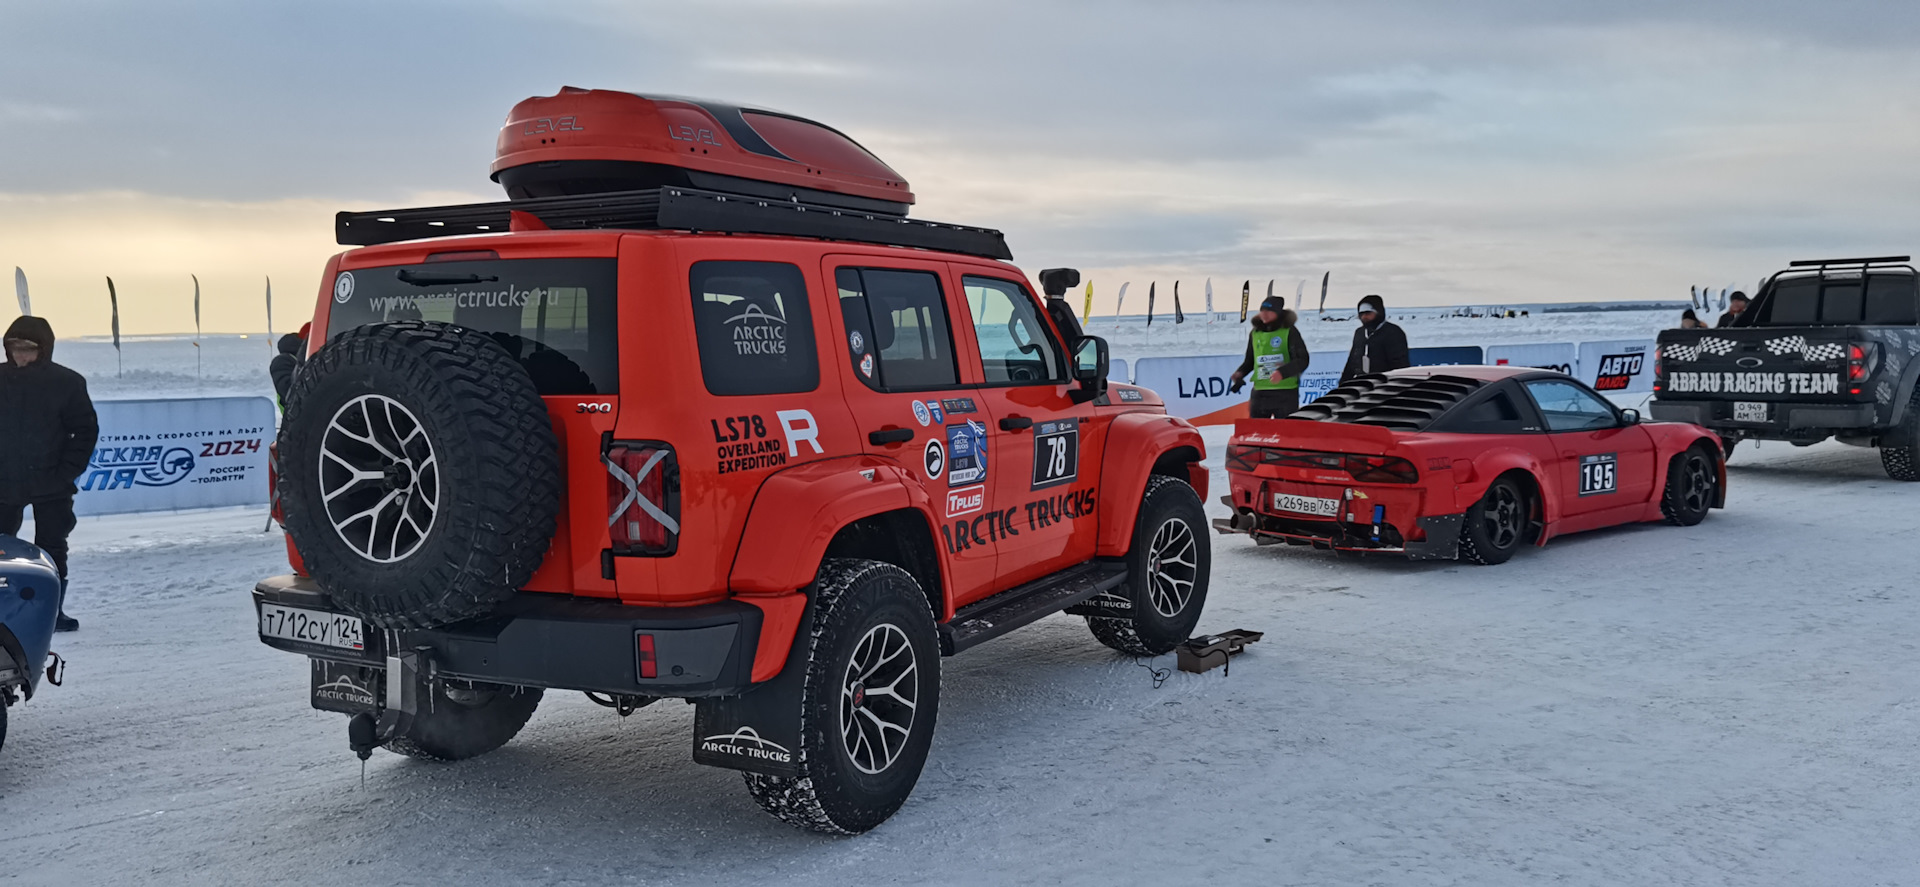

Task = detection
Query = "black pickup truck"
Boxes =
[1652,255,1920,480]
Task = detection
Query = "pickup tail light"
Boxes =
[1225,445,1420,484]
[1848,343,1875,381]
[606,441,680,556]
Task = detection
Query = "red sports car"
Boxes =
[1214,366,1725,564]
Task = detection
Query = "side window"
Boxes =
[962,276,1065,385]
[1451,390,1529,434]
[1523,379,1618,432]
[836,267,959,390]
[689,260,819,396]
[1820,280,1865,324]
[1761,278,1820,325]
[1865,273,1919,325]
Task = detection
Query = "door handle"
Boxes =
[999,416,1034,431]
[868,427,915,445]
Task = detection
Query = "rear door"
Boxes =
[1520,378,1656,518]
[824,256,1000,606]
[952,272,1100,592]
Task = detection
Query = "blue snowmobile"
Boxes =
[0,534,64,752]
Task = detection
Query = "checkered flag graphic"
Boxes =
[1664,344,1702,362]
[1801,342,1847,361]
[1763,335,1807,356]
[1699,337,1737,356]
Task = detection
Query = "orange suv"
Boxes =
[256,89,1211,833]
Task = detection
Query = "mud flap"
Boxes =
[690,597,814,778]
[311,658,383,715]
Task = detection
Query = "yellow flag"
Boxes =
[1083,280,1094,321]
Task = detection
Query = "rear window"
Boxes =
[1757,272,1917,326]
[690,260,819,396]
[327,258,617,394]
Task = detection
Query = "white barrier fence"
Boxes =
[1130,339,1656,423]
[75,397,276,517]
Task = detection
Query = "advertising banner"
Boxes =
[1486,342,1577,377]
[1131,354,1243,422]
[1408,345,1484,367]
[1577,339,1657,394]
[1109,357,1129,384]
[74,397,276,516]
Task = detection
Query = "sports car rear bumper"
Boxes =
[1214,510,1464,560]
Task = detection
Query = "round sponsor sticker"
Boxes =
[849,330,865,354]
[923,438,946,480]
[333,271,356,303]
[912,400,931,427]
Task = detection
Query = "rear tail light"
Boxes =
[636,633,658,679]
[1225,445,1419,483]
[1652,347,1663,392]
[606,440,680,556]
[1848,343,1876,382]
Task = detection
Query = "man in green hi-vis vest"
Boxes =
[1228,294,1310,418]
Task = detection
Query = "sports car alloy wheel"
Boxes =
[1483,483,1523,550]
[840,623,919,775]
[319,394,440,563]
[1146,517,1200,618]
[1679,452,1714,514]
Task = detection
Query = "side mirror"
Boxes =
[1619,408,1641,425]
[1069,335,1109,404]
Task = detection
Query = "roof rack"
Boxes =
[335,186,1012,260]
[1290,374,1485,431]
[1787,255,1911,267]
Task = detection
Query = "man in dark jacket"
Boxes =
[1228,295,1310,418]
[1716,292,1749,328]
[1340,294,1411,383]
[1,316,99,631]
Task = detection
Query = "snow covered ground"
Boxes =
[5,431,1918,885]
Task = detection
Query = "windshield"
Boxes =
[327,257,618,395]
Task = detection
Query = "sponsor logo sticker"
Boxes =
[927,400,944,424]
[912,400,931,427]
[947,421,988,486]
[940,397,978,414]
[699,727,793,764]
[333,272,355,303]
[848,329,865,354]
[946,485,985,517]
[859,353,875,378]
[1117,387,1144,402]
[924,437,946,480]
[1594,352,1645,391]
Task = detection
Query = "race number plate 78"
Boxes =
[260,603,365,651]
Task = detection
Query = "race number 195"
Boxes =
[1579,453,1617,496]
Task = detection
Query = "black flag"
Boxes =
[1146,282,1156,326]
[107,276,123,377]
[192,274,203,379]
[1318,272,1330,313]
[1240,281,1251,322]
[1174,281,1185,324]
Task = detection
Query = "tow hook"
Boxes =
[348,648,424,763]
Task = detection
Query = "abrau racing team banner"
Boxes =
[74,397,276,517]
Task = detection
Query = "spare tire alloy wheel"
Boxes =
[321,394,439,563]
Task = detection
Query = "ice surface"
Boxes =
[5,427,1917,884]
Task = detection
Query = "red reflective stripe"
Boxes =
[637,633,657,678]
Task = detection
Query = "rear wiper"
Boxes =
[396,269,499,287]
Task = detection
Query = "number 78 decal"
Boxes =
[1031,417,1080,490]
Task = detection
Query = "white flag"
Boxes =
[1205,278,1215,323]
[1114,282,1130,326]
[13,267,27,316]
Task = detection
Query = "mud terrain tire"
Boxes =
[1086,474,1211,656]
[384,683,544,761]
[279,321,560,629]
[1661,443,1719,526]
[744,559,941,835]
[1881,388,1920,481]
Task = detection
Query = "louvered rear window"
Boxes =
[1290,374,1486,431]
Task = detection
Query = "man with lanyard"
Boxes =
[1228,294,1309,418]
[1340,294,1410,383]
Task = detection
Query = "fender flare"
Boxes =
[1094,412,1209,557]
[1461,451,1554,542]
[1886,346,1920,427]
[728,455,942,596]
[1648,426,1730,509]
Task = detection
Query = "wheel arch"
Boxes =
[1095,413,1209,557]
[820,509,948,622]
[728,456,944,599]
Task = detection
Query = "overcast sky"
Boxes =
[5,0,1920,335]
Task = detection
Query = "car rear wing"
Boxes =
[335,186,1014,260]
[1232,417,1399,455]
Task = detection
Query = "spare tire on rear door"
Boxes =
[279,321,561,629]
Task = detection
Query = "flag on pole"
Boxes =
[13,267,27,316]
[1318,272,1330,313]
[1295,279,1304,306]
[1174,282,1185,324]
[1114,282,1129,326]
[266,276,275,349]
[1146,282,1156,326]
[1718,287,1729,311]
[1204,278,1214,323]
[1082,280,1093,322]
[107,277,123,377]
[1239,281,1251,322]
[193,274,203,379]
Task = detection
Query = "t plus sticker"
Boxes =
[923,437,946,480]
[1031,417,1080,490]
[945,485,985,517]
[912,400,931,427]
[947,421,988,486]
[1579,452,1617,496]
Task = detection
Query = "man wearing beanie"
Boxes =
[0,316,98,632]
[1340,294,1410,383]
[1229,295,1309,418]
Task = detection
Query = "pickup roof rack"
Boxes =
[1788,255,1912,268]
[335,186,1013,260]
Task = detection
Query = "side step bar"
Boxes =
[938,561,1128,656]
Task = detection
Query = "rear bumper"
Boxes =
[1651,399,1878,434]
[1213,510,1464,560]
[253,575,761,698]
